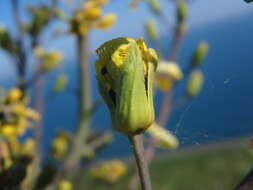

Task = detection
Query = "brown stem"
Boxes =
[11,0,27,91]
[128,135,152,190]
[45,34,92,190]
[234,168,253,190]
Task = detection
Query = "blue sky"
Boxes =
[0,0,252,82]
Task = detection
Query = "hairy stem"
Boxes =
[128,135,152,190]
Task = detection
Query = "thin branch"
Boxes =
[128,135,152,190]
[11,0,27,91]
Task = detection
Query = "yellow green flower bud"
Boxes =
[95,37,158,135]
[145,19,158,42]
[57,180,73,190]
[51,131,71,160]
[0,124,18,140]
[5,88,22,103]
[53,74,69,93]
[186,70,204,97]
[84,0,109,9]
[40,51,63,71]
[191,41,209,67]
[21,138,36,156]
[148,0,161,15]
[147,123,178,149]
[90,159,126,183]
[156,61,183,80]
[96,13,116,29]
[177,0,187,24]
[0,141,13,169]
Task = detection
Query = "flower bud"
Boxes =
[186,70,204,97]
[21,138,36,156]
[90,159,126,183]
[51,132,71,160]
[5,88,22,103]
[191,41,209,67]
[147,122,178,149]
[156,61,183,80]
[95,37,158,135]
[53,74,69,93]
[57,180,73,190]
[96,13,116,29]
[177,0,187,24]
[148,0,161,15]
[40,51,63,71]
[144,19,158,42]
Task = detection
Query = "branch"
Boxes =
[128,135,152,190]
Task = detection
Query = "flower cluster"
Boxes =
[0,88,40,140]
[70,0,116,35]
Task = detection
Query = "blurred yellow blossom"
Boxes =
[90,159,126,183]
[57,180,73,190]
[51,132,71,160]
[40,51,63,71]
[186,70,204,97]
[95,13,116,29]
[0,88,40,140]
[70,0,116,35]
[21,138,36,156]
[155,61,183,91]
[147,122,178,149]
[5,88,22,103]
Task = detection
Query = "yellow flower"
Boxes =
[51,132,71,160]
[96,13,116,29]
[90,159,126,183]
[0,141,13,169]
[0,124,18,139]
[144,19,158,42]
[33,46,44,57]
[6,88,22,103]
[147,122,178,149]
[21,138,36,156]
[155,61,183,91]
[84,7,101,20]
[156,61,183,80]
[40,51,63,71]
[13,103,40,121]
[84,0,109,9]
[57,180,73,190]
[186,70,204,97]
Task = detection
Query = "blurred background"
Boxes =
[0,0,253,159]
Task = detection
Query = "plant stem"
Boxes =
[128,134,152,190]
[11,0,27,91]
[45,34,92,189]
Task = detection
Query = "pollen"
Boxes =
[111,44,129,68]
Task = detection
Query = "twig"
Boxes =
[45,33,92,189]
[234,168,253,190]
[11,0,27,91]
[128,135,152,190]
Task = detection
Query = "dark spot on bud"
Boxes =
[101,67,107,75]
[144,76,148,97]
[109,88,116,105]
[0,112,4,119]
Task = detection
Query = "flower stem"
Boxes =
[128,134,152,190]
